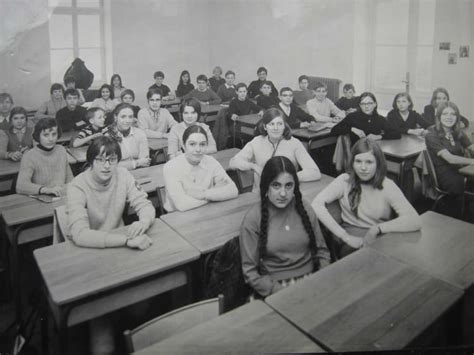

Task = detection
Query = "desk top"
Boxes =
[57,131,74,145]
[377,135,425,160]
[168,104,224,115]
[148,138,168,151]
[161,98,181,107]
[135,300,323,354]
[459,164,474,177]
[265,248,463,352]
[0,159,21,178]
[160,174,333,254]
[34,218,199,305]
[292,126,332,140]
[369,211,474,290]
[235,113,260,126]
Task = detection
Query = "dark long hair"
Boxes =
[347,138,386,216]
[257,156,320,274]
[434,102,463,140]
[178,70,192,86]
[430,87,450,107]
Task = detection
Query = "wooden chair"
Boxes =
[156,186,167,216]
[53,205,69,244]
[123,295,224,354]
[236,170,254,193]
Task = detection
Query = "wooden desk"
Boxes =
[135,300,323,354]
[160,97,181,108]
[160,174,333,254]
[459,164,474,178]
[265,248,463,352]
[34,219,200,352]
[369,211,474,290]
[148,137,168,151]
[57,131,74,145]
[292,126,337,150]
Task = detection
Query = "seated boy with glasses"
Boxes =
[278,87,316,129]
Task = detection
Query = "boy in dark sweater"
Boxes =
[55,89,87,132]
[335,83,359,115]
[248,67,278,98]
[228,83,263,122]
[217,70,237,104]
[149,71,175,101]
[256,81,280,109]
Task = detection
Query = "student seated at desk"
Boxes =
[331,92,401,145]
[423,87,469,128]
[163,125,238,212]
[167,98,217,159]
[90,84,120,125]
[110,73,127,99]
[229,107,321,192]
[425,102,474,196]
[208,66,225,94]
[55,89,88,132]
[278,87,316,129]
[176,70,194,98]
[248,67,278,99]
[34,83,67,122]
[106,103,150,170]
[120,89,140,119]
[216,70,237,104]
[149,71,175,101]
[256,81,280,109]
[0,107,33,161]
[16,117,73,196]
[292,75,316,107]
[70,107,109,148]
[240,156,330,297]
[306,81,345,123]
[227,83,263,122]
[387,92,429,136]
[312,138,421,258]
[137,88,177,138]
[183,74,222,105]
[335,83,359,115]
[64,76,85,105]
[0,93,14,131]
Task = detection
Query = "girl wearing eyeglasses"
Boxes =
[331,92,401,145]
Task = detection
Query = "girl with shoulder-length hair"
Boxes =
[176,70,195,98]
[386,92,429,136]
[240,155,330,297]
[423,87,469,128]
[230,107,321,191]
[312,138,421,258]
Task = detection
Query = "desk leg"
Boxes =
[7,225,24,326]
[56,306,71,355]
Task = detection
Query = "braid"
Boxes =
[348,177,361,217]
[257,198,269,274]
[294,188,320,272]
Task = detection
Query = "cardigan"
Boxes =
[55,105,88,132]
[240,199,330,297]
[183,89,221,105]
[312,173,421,240]
[0,126,34,159]
[167,121,217,158]
[216,84,237,103]
[176,83,195,98]
[16,145,73,195]
[208,77,225,94]
[331,110,401,144]
[148,83,171,97]
[229,135,321,191]
[137,107,177,138]
[256,95,280,110]
[67,167,155,248]
[386,109,429,134]
[163,154,238,212]
[279,103,315,129]
[248,80,278,99]
[306,97,345,122]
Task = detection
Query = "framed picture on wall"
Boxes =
[448,53,457,64]
[460,45,469,58]
[439,42,450,50]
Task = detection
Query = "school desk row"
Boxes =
[33,208,473,354]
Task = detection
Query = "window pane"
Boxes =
[79,48,103,81]
[49,15,73,48]
[78,15,101,48]
[417,0,435,45]
[77,0,101,8]
[375,0,409,45]
[50,49,74,83]
[415,46,433,92]
[48,0,72,7]
[374,46,407,90]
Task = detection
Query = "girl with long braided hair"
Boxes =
[239,156,330,297]
[312,138,421,258]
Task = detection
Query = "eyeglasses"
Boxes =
[95,156,118,165]
[360,102,375,106]
[281,94,293,97]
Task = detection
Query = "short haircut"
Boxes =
[225,70,235,77]
[196,74,208,83]
[33,117,61,142]
[259,81,272,90]
[179,97,202,116]
[279,87,293,95]
[120,89,135,101]
[64,76,75,85]
[257,67,267,74]
[313,82,327,91]
[154,71,165,79]
[182,125,208,145]
[64,88,79,99]
[235,83,247,91]
[9,106,28,122]
[50,83,65,95]
[298,75,309,83]
[0,93,13,104]
[257,107,292,140]
[147,88,163,100]
[86,107,105,122]
[86,136,122,166]
[343,83,355,92]
[392,92,414,110]
[98,84,114,99]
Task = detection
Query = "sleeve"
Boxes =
[204,158,238,201]
[247,81,258,99]
[124,171,155,228]
[239,207,278,296]
[65,156,74,183]
[293,139,321,182]
[137,130,150,159]
[329,99,346,119]
[137,109,150,130]
[208,89,222,105]
[16,152,43,195]
[335,97,344,110]
[425,132,446,155]
[378,180,421,233]
[250,100,262,113]
[294,105,315,123]
[163,161,208,212]
[381,117,402,140]
[305,201,331,269]
[229,139,256,171]
[387,110,406,134]
[414,111,430,129]
[0,130,9,159]
[227,99,237,117]
[203,124,217,154]
[307,100,331,122]
[216,85,225,100]
[67,182,128,248]
[330,115,353,136]
[460,131,472,148]
[311,175,350,241]
[165,110,178,130]
[167,126,181,157]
